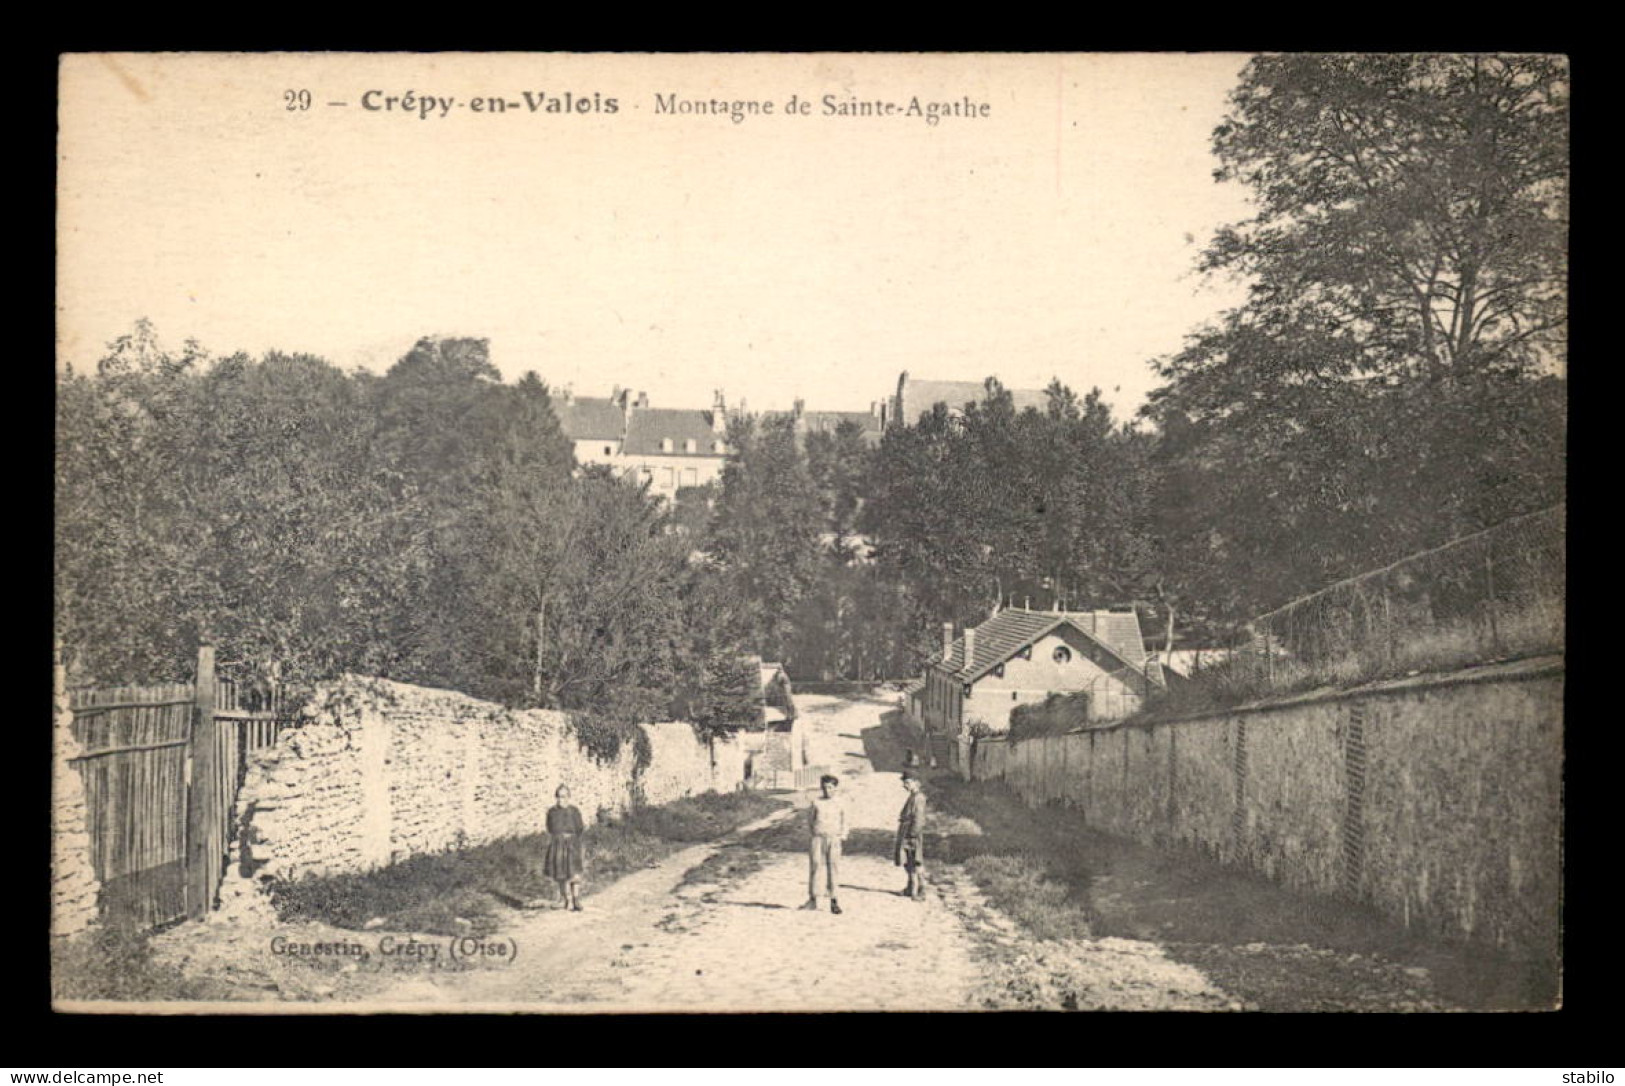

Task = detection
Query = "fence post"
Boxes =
[185,644,218,918]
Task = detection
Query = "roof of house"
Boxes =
[899,377,1050,425]
[929,609,1157,685]
[622,409,728,457]
[758,409,886,450]
[557,397,626,440]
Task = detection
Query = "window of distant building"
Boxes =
[685,438,697,453]
[683,467,698,487]
[662,438,674,453]
[713,440,726,453]
[603,445,612,456]
[1053,646,1072,664]
[662,467,675,488]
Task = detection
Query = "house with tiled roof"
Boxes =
[556,394,630,467]
[762,398,887,449]
[920,607,1164,742]
[737,657,811,789]
[555,387,734,500]
[621,402,733,499]
[890,371,1051,429]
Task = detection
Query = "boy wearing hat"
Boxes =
[895,773,927,900]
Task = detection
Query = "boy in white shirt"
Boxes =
[801,774,846,915]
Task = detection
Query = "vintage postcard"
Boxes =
[54,52,1566,1013]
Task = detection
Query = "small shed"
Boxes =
[739,659,809,789]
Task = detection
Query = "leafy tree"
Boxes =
[859,377,1156,671]
[687,650,763,742]
[804,419,873,559]
[705,414,826,664]
[183,351,432,681]
[55,322,211,681]
[1200,54,1567,385]
[1144,54,1568,627]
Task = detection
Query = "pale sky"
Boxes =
[58,52,1254,421]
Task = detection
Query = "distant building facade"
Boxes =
[556,387,888,500]
[556,387,732,501]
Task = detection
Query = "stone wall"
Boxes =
[971,657,1563,964]
[230,676,745,889]
[51,664,101,938]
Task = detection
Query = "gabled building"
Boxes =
[556,393,629,468]
[738,658,809,790]
[921,608,1164,739]
[555,387,733,500]
[890,371,1051,429]
[622,401,732,499]
[762,397,887,449]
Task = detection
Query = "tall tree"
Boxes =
[705,414,826,664]
[1144,54,1568,624]
[56,322,210,681]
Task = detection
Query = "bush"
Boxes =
[567,711,653,775]
[1007,693,1091,744]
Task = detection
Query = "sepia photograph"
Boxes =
[52,51,1567,1014]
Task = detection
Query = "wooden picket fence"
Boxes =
[67,647,298,930]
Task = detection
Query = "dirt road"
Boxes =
[345,693,1235,1011]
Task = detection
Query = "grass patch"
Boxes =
[1142,599,1563,722]
[925,774,1557,1010]
[52,926,223,1003]
[959,854,1096,942]
[271,790,785,937]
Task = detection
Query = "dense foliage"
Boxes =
[55,328,757,737]
[1141,54,1568,628]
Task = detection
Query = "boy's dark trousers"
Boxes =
[900,843,925,898]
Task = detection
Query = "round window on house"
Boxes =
[1052,645,1072,664]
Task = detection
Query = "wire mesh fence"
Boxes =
[1231,503,1565,695]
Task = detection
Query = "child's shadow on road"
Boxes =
[719,899,790,910]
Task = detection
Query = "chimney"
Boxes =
[941,622,953,661]
[712,390,727,433]
[964,625,977,667]
[636,391,649,408]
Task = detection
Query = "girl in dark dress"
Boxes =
[544,785,587,911]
